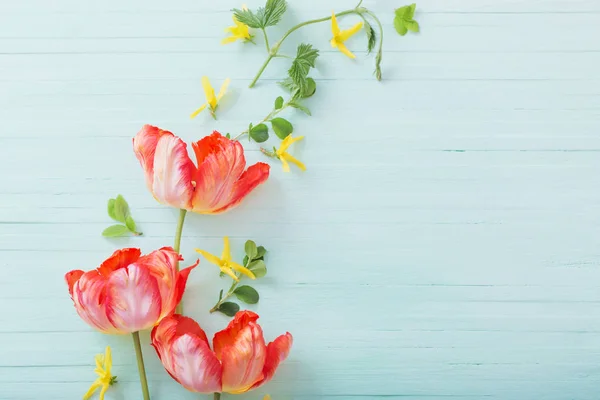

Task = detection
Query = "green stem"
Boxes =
[210,278,240,313]
[132,332,150,400]
[214,393,221,400]
[261,28,270,52]
[173,209,187,314]
[363,10,384,80]
[248,9,359,88]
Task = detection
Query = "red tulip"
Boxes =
[65,247,197,334]
[133,125,270,214]
[151,311,292,394]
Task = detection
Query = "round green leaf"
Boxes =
[245,240,258,259]
[274,96,284,110]
[248,260,267,278]
[271,118,294,140]
[256,245,267,259]
[102,224,129,237]
[301,77,317,98]
[234,285,259,304]
[249,124,269,143]
[218,302,240,317]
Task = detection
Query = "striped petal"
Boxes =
[251,332,293,390]
[72,271,119,334]
[133,125,171,191]
[97,248,141,277]
[210,162,270,214]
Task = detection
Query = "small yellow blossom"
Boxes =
[190,76,231,119]
[264,396,272,400]
[330,11,363,59]
[222,16,253,45]
[83,346,116,400]
[276,134,306,172]
[196,236,255,281]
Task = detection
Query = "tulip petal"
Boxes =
[213,311,260,359]
[106,263,162,332]
[210,162,270,214]
[251,332,293,390]
[191,132,247,213]
[152,133,195,210]
[170,258,199,317]
[72,271,118,334]
[133,125,172,191]
[97,248,141,277]
[65,269,84,296]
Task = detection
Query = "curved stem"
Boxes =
[173,209,187,314]
[248,9,358,88]
[364,10,384,80]
[261,28,270,52]
[214,393,221,400]
[132,332,150,400]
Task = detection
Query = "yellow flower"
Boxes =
[83,346,116,400]
[222,16,253,45]
[190,76,231,119]
[195,236,256,281]
[330,11,363,59]
[264,396,272,400]
[276,134,306,172]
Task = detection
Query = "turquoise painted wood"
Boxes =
[1,0,600,398]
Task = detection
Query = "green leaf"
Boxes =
[245,240,258,259]
[107,198,117,221]
[289,101,312,116]
[288,43,319,95]
[249,124,269,143]
[248,260,267,278]
[260,0,287,27]
[217,302,240,317]
[270,118,293,140]
[102,224,130,237]
[256,245,267,259]
[274,96,284,110]
[243,255,249,267]
[218,289,224,302]
[234,285,260,304]
[113,195,129,223]
[232,8,263,28]
[125,216,136,232]
[226,133,231,139]
[394,3,419,36]
[302,77,317,98]
[364,20,377,54]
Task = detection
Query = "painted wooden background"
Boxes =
[1,0,600,399]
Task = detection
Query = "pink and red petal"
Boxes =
[97,248,141,277]
[169,333,223,393]
[65,269,84,296]
[106,263,162,332]
[213,311,260,359]
[133,125,172,190]
[72,271,118,334]
[220,322,267,394]
[151,134,195,210]
[210,162,270,214]
[168,259,199,318]
[251,332,293,390]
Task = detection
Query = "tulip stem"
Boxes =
[132,332,151,400]
[214,393,221,400]
[248,8,358,88]
[174,209,188,314]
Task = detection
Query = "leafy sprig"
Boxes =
[233,0,287,29]
[103,195,142,237]
[288,43,319,95]
[211,240,268,317]
[394,3,420,36]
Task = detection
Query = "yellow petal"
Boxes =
[104,347,112,376]
[281,152,306,171]
[216,78,231,102]
[98,383,109,400]
[335,41,356,59]
[195,249,223,267]
[331,11,340,36]
[330,38,339,49]
[201,76,217,109]
[229,261,256,279]
[278,134,304,153]
[221,236,231,262]
[83,380,102,400]
[264,396,272,400]
[221,36,239,45]
[221,266,239,281]
[190,103,208,118]
[280,155,290,172]
[339,21,364,41]
[94,354,104,372]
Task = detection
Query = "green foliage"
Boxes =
[248,260,267,278]
[245,240,258,259]
[394,3,419,36]
[217,302,240,317]
[256,245,267,259]
[364,20,377,54]
[233,0,287,29]
[274,96,284,110]
[104,195,142,237]
[288,43,319,95]
[289,101,311,116]
[234,285,260,304]
[250,123,269,142]
[271,117,294,139]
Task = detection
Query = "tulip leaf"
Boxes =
[102,224,130,238]
[248,260,267,278]
[234,285,259,304]
[245,240,258,259]
[274,96,284,110]
[249,124,269,143]
[271,118,294,140]
[218,302,240,317]
[113,194,130,223]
